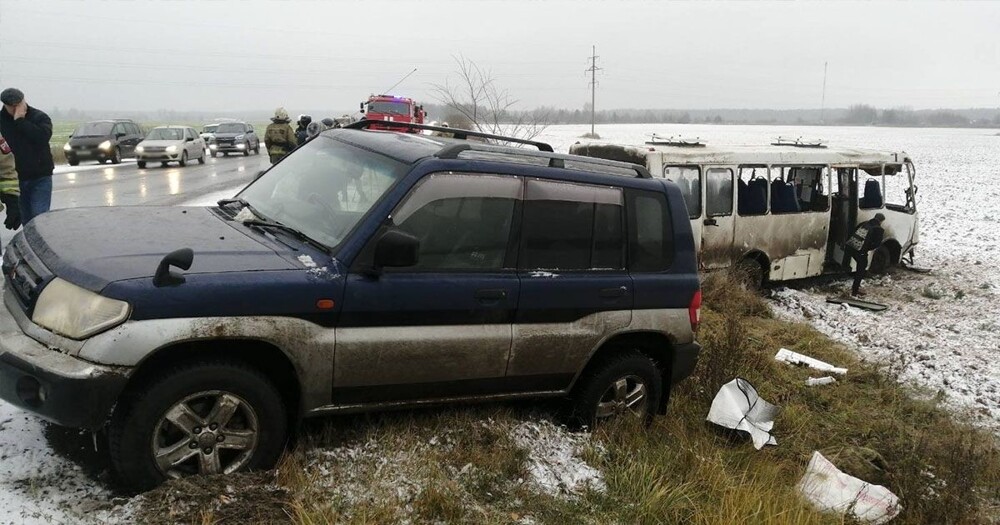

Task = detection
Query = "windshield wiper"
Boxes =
[242,219,330,253]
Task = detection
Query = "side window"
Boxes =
[777,165,831,213]
[112,123,125,136]
[705,168,733,216]
[737,165,768,216]
[662,165,701,219]
[884,163,912,211]
[247,124,254,133]
[858,166,884,210]
[187,128,197,140]
[520,179,624,270]
[626,188,675,272]
[392,173,521,271]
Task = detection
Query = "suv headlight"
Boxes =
[32,278,130,340]
[136,145,145,153]
[166,145,178,153]
[234,135,245,140]
[63,143,72,151]
[98,140,112,150]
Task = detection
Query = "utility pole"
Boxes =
[585,45,602,136]
[820,61,828,125]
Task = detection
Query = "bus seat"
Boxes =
[860,178,883,209]
[748,177,768,214]
[772,181,800,213]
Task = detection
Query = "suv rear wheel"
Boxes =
[568,350,662,428]
[108,360,288,493]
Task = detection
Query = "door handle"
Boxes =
[703,218,718,226]
[600,286,628,298]
[475,289,507,301]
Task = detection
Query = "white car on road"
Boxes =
[136,126,206,168]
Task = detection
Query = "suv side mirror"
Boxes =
[373,229,419,272]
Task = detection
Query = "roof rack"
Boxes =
[438,142,652,179]
[771,136,827,148]
[344,120,554,152]
[645,134,705,147]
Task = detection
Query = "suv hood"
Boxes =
[24,207,297,292]
[214,132,246,139]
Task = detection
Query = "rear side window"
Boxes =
[662,166,701,219]
[627,188,675,272]
[519,179,624,270]
[393,173,521,270]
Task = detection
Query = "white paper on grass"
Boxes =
[805,376,837,386]
[798,451,901,524]
[706,378,779,449]
[775,348,848,375]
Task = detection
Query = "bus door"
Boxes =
[827,166,858,267]
[700,167,736,269]
[662,165,703,256]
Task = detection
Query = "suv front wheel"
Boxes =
[108,360,288,492]
[568,350,662,428]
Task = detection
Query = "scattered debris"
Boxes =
[797,451,901,524]
[706,378,779,449]
[826,296,888,312]
[806,376,837,387]
[775,348,848,375]
[232,207,256,223]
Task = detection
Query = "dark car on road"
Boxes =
[63,119,144,166]
[0,122,701,490]
[209,121,260,157]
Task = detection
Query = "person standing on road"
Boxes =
[843,213,886,297]
[264,107,297,164]
[0,88,54,226]
[0,135,20,232]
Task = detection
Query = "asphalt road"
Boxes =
[1,149,268,249]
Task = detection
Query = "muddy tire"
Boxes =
[568,350,661,429]
[108,360,288,493]
[735,257,766,290]
[870,244,893,274]
[137,161,146,169]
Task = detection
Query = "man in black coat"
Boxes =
[844,213,886,297]
[0,87,54,225]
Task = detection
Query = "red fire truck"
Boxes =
[359,94,427,131]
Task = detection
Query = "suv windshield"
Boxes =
[238,137,408,249]
[202,125,219,133]
[73,122,114,137]
[368,101,410,115]
[146,128,184,140]
[216,123,245,133]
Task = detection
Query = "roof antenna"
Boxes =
[381,68,418,95]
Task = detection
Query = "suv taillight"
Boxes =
[689,290,702,332]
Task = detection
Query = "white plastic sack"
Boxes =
[797,451,901,524]
[706,378,779,449]
[775,348,848,375]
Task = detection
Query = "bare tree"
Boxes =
[431,55,548,143]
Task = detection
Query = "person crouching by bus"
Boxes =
[844,213,886,297]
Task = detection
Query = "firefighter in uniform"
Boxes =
[264,107,297,164]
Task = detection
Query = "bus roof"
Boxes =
[570,141,912,168]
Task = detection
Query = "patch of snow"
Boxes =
[528,271,559,278]
[511,420,605,498]
[297,255,317,268]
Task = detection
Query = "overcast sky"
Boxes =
[0,0,997,113]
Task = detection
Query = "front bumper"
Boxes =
[138,153,181,161]
[66,148,113,160]
[0,284,129,430]
[671,341,701,384]
[210,142,247,153]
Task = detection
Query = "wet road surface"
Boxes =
[1,150,267,248]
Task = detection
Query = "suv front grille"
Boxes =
[2,235,52,310]
[143,146,167,153]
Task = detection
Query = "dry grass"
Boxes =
[133,270,1000,524]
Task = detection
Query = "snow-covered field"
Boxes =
[0,123,997,523]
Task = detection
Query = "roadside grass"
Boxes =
[137,271,1000,524]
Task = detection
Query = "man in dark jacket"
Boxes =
[844,213,886,297]
[0,88,54,225]
[294,115,311,147]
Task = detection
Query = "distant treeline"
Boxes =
[46,103,1000,129]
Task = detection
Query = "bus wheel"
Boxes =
[735,257,765,291]
[870,244,892,274]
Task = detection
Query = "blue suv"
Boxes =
[0,122,701,490]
